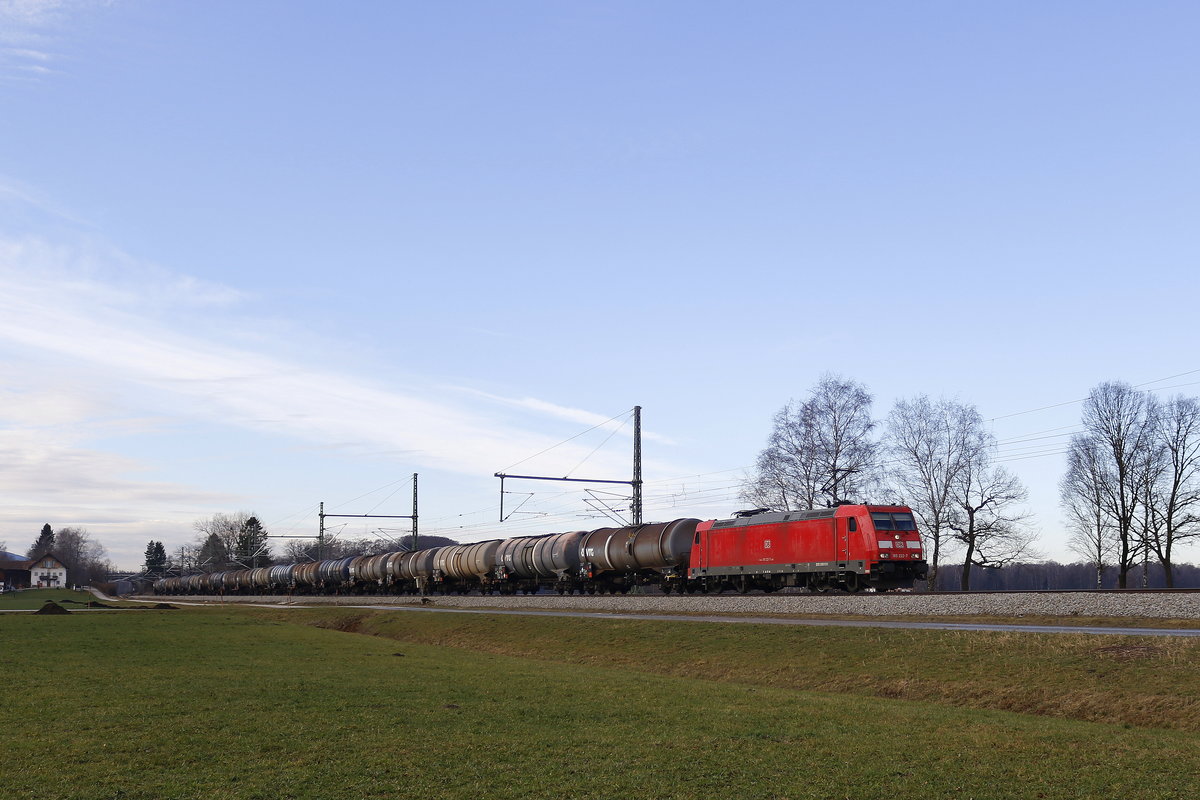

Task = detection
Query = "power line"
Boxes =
[988,367,1199,422]
[498,408,633,473]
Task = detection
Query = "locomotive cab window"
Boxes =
[872,512,917,531]
[848,518,857,532]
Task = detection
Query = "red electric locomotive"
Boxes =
[684,504,926,593]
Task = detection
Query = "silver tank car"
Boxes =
[268,564,295,590]
[580,519,699,577]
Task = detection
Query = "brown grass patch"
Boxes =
[1093,644,1165,661]
[310,611,369,633]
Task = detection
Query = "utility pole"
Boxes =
[496,406,644,525]
[411,472,419,551]
[632,405,642,525]
[319,473,420,554]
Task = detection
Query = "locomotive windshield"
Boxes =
[871,512,917,531]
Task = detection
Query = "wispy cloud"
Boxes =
[457,388,677,446]
[0,0,108,80]
[0,233,680,480]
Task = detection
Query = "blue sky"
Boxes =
[1,1,1197,568]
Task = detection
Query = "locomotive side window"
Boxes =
[848,518,857,532]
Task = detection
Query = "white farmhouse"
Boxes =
[28,553,68,589]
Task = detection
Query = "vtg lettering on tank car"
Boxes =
[153,504,926,596]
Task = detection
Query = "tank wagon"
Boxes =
[153,504,926,596]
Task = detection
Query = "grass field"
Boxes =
[0,588,112,610]
[260,605,1200,732]
[2,605,1198,799]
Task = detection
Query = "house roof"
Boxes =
[27,552,67,570]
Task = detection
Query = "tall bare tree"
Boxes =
[51,527,112,586]
[948,456,1036,591]
[886,396,984,590]
[1061,436,1115,588]
[742,374,879,510]
[1142,396,1200,586]
[742,403,822,511]
[1062,382,1159,588]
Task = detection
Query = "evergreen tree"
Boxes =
[234,517,272,568]
[143,540,168,575]
[27,524,55,558]
[197,532,230,571]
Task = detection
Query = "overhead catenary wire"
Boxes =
[988,368,1200,422]
[497,408,634,473]
[563,416,629,478]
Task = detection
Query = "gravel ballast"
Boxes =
[145,591,1200,619]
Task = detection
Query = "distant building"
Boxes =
[0,551,29,591]
[29,553,68,588]
[0,552,68,590]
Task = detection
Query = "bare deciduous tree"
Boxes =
[1063,382,1160,588]
[886,396,984,590]
[742,404,822,511]
[1061,436,1115,588]
[51,526,113,586]
[948,457,1037,591]
[1142,396,1200,587]
[742,374,879,510]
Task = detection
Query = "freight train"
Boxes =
[153,504,926,596]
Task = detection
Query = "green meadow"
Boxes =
[2,604,1197,800]
[0,588,108,610]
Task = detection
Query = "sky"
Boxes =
[1,1,1197,569]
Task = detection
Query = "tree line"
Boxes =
[742,375,1199,590]
[146,511,457,575]
[931,560,1200,591]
